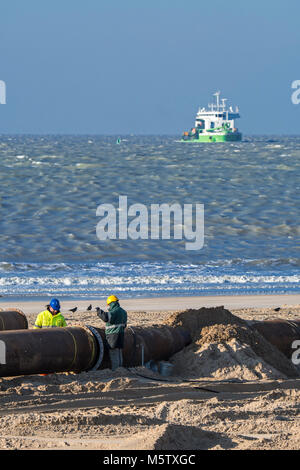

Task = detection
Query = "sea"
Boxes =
[0,135,299,300]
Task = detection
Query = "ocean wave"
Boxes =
[0,268,299,298]
[0,257,299,273]
[0,274,299,288]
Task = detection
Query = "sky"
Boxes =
[1,0,300,134]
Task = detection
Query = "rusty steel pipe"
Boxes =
[0,310,28,331]
[0,326,99,377]
[123,325,191,367]
[94,325,192,369]
[251,318,300,359]
[1,318,299,378]
[0,324,191,377]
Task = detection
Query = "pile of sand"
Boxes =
[165,307,299,380]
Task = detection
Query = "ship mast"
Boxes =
[214,91,220,113]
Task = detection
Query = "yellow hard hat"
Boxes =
[106,295,119,305]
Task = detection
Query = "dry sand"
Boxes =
[0,296,300,450]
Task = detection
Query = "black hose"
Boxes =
[125,367,219,393]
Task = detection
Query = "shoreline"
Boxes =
[0,293,299,314]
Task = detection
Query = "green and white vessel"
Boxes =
[181,91,242,142]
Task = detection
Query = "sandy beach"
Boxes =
[1,293,300,315]
[0,295,299,450]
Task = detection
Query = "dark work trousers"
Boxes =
[109,348,123,371]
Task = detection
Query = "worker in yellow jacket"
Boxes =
[34,298,67,329]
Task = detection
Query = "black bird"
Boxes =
[69,307,78,313]
[274,307,281,312]
[87,304,92,311]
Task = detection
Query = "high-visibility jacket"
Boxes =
[97,301,127,349]
[34,309,67,329]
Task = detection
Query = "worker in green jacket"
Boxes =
[34,298,67,329]
[96,295,127,371]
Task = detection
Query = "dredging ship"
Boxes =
[181,91,242,142]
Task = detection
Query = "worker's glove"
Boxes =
[96,307,104,318]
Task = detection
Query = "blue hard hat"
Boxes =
[50,298,60,311]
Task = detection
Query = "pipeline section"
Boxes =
[0,326,98,377]
[0,324,191,378]
[251,318,300,359]
[96,325,192,370]
[0,310,28,331]
[1,314,299,378]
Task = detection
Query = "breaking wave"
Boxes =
[0,260,298,298]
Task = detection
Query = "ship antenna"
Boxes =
[213,91,221,113]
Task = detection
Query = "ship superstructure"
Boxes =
[182,91,242,142]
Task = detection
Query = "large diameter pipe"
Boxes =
[251,318,300,359]
[0,310,28,331]
[0,324,191,377]
[2,318,299,378]
[123,325,191,367]
[0,326,98,377]
[94,325,192,369]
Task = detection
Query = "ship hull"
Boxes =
[181,132,242,143]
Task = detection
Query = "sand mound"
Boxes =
[165,307,299,379]
[171,338,284,380]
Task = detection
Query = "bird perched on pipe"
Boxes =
[96,295,127,371]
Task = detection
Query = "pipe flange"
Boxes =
[85,325,104,371]
[13,309,28,329]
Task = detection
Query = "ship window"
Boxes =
[196,119,204,128]
[210,122,215,128]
